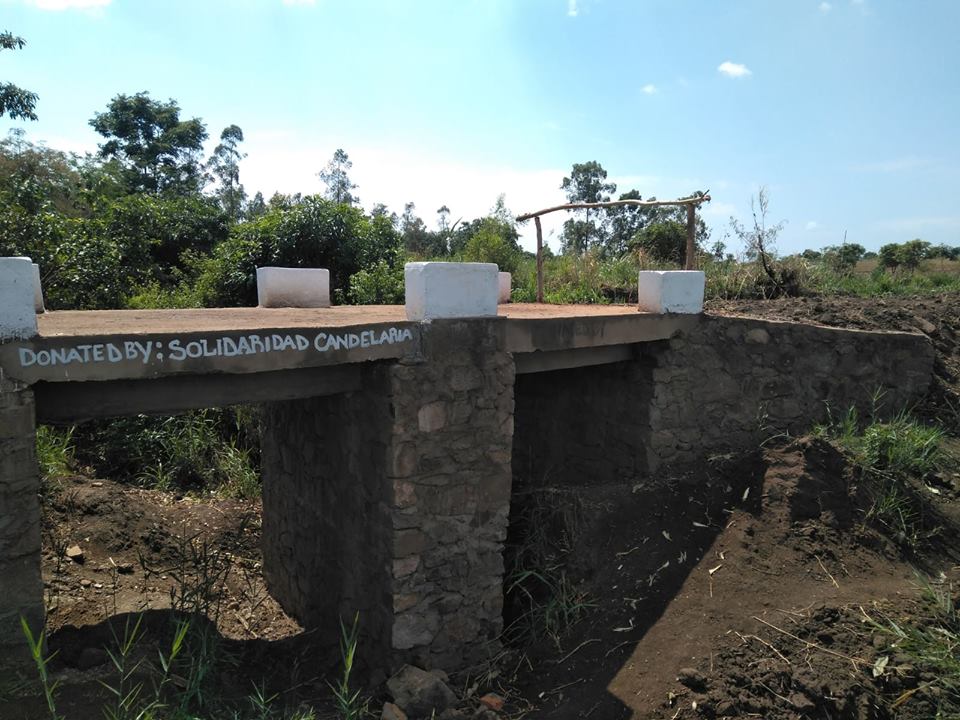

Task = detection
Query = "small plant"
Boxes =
[869,577,960,715]
[36,425,74,483]
[329,612,368,720]
[816,406,948,550]
[20,615,61,720]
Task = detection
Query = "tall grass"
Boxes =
[36,425,74,483]
[70,407,261,498]
[815,408,950,549]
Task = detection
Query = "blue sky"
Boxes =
[2,0,959,255]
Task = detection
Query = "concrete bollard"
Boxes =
[498,272,512,304]
[0,257,39,341]
[637,270,705,314]
[32,263,44,313]
[405,262,499,321]
[256,267,331,308]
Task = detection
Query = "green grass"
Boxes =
[870,577,960,717]
[36,425,75,483]
[815,407,951,550]
[70,407,261,498]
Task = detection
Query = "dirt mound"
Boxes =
[505,435,959,719]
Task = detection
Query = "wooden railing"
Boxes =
[516,192,712,302]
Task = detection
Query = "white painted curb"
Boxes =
[405,262,499,321]
[257,267,331,308]
[637,270,705,314]
[0,256,39,341]
[498,272,512,304]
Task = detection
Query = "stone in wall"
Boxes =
[0,377,44,670]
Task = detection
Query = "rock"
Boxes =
[387,665,458,717]
[677,667,708,692]
[382,702,408,720]
[79,578,91,588]
[478,693,504,712]
[66,545,84,563]
[115,562,134,574]
[76,646,108,669]
[471,710,499,720]
[915,317,936,335]
[438,710,467,720]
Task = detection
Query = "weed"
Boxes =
[35,425,74,484]
[20,615,61,720]
[870,576,960,716]
[329,612,368,720]
[816,407,948,550]
[503,487,594,647]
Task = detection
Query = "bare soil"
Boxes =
[4,293,959,720]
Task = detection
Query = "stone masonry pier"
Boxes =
[0,302,936,673]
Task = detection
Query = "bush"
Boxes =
[71,407,261,497]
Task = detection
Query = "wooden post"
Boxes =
[685,203,696,270]
[535,216,544,303]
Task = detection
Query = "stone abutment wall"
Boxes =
[645,316,935,471]
[512,316,936,489]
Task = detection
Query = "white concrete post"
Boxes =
[497,272,512,304]
[404,262,499,321]
[0,257,39,341]
[256,267,331,308]
[637,270,706,314]
[32,263,45,313]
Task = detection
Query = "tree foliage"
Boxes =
[0,31,38,121]
[90,92,208,195]
[206,124,247,221]
[560,161,616,254]
[318,148,358,206]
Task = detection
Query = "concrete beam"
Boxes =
[504,313,698,354]
[34,364,363,424]
[513,344,636,374]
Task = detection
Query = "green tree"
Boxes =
[460,217,522,273]
[197,196,400,306]
[90,92,208,195]
[206,124,246,221]
[633,221,688,264]
[898,239,930,270]
[0,31,37,121]
[878,243,901,271]
[560,161,616,254]
[318,148,358,205]
[822,242,865,272]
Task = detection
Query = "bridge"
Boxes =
[0,261,936,673]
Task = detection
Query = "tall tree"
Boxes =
[89,92,208,195]
[560,161,616,254]
[0,31,37,121]
[318,148,359,205]
[206,124,247,221]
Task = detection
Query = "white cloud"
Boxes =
[26,0,110,9]
[717,61,752,78]
[805,221,819,231]
[641,84,658,95]
[567,0,578,17]
[854,156,931,173]
[819,2,832,12]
